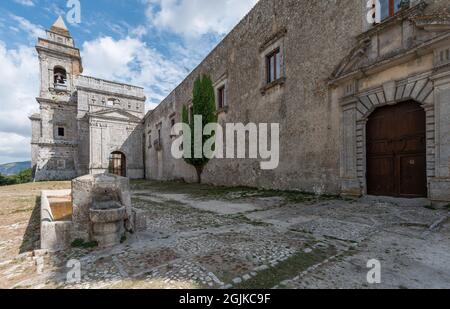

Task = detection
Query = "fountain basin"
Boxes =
[89,201,127,247]
[89,202,127,223]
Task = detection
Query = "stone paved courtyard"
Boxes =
[0,180,449,289]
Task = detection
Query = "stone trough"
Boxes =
[40,174,146,251]
[41,190,73,251]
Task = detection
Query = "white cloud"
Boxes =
[0,133,31,164]
[146,0,259,38]
[9,14,46,40]
[81,36,187,108]
[0,41,40,164]
[13,0,35,7]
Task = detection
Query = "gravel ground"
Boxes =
[0,180,448,289]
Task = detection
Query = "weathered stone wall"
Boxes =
[144,0,450,200]
[76,76,146,179]
[76,76,146,119]
[144,0,365,193]
[89,119,144,179]
[34,100,79,181]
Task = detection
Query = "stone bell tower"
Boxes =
[30,16,83,181]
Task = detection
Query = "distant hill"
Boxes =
[0,161,31,176]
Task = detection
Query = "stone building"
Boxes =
[30,17,146,181]
[144,0,450,202]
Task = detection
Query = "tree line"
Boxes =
[0,169,33,186]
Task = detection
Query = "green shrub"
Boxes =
[71,239,98,249]
[0,168,33,187]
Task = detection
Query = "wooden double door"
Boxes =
[366,101,427,198]
[109,152,127,177]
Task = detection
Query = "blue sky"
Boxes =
[0,0,258,164]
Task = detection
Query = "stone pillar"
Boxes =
[340,97,362,197]
[429,71,450,202]
[71,175,93,240]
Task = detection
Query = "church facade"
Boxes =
[31,1,450,203]
[30,17,146,181]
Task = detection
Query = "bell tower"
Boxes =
[31,16,83,181]
[36,16,83,99]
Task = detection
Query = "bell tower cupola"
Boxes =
[36,16,83,99]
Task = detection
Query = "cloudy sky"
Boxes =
[0,0,258,164]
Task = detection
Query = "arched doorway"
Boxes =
[366,101,427,198]
[109,151,126,177]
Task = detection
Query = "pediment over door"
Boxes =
[330,1,450,83]
[88,108,142,123]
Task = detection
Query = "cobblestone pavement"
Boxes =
[0,180,449,289]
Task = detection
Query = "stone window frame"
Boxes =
[106,98,117,107]
[259,28,287,95]
[169,112,177,139]
[55,125,66,140]
[435,46,450,68]
[340,72,436,197]
[56,159,66,170]
[147,130,152,149]
[214,74,229,113]
[57,127,65,137]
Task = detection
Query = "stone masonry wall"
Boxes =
[144,0,365,193]
[144,0,448,194]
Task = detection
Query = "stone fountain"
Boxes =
[72,174,146,248]
[40,173,146,251]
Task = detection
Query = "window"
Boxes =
[107,99,115,107]
[148,131,152,149]
[57,127,65,137]
[266,48,281,84]
[217,86,226,109]
[54,67,67,85]
[171,118,176,128]
[158,129,161,143]
[379,0,401,21]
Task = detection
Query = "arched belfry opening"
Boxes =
[53,66,67,86]
[366,101,427,198]
[109,151,127,177]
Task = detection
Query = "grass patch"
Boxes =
[130,180,340,204]
[71,239,98,249]
[234,246,337,289]
[10,207,35,214]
